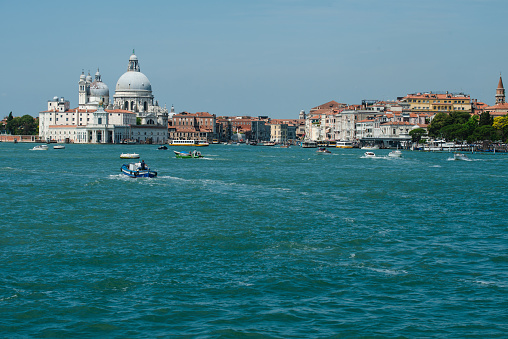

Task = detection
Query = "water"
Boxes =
[1,143,507,337]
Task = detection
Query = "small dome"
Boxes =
[115,71,152,91]
[80,73,86,81]
[86,74,92,82]
[129,54,138,61]
[90,81,109,97]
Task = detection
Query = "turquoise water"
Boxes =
[1,143,507,337]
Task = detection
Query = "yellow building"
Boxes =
[401,92,471,113]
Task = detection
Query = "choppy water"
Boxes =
[1,143,507,337]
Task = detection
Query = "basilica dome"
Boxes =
[115,71,152,92]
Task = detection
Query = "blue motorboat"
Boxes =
[121,161,157,178]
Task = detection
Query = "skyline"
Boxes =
[1,0,507,119]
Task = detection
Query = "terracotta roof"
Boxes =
[381,121,414,126]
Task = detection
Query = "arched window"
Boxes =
[144,101,148,112]
[130,101,135,111]
[124,101,128,110]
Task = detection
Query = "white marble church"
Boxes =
[39,51,168,144]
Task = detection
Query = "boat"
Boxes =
[157,145,168,150]
[361,144,379,150]
[262,141,276,146]
[31,144,49,151]
[120,153,140,159]
[364,151,376,157]
[316,147,331,154]
[174,150,203,158]
[336,141,354,148]
[453,153,469,161]
[212,139,219,144]
[388,150,402,157]
[301,141,318,148]
[120,161,157,178]
[53,145,65,149]
[168,140,209,147]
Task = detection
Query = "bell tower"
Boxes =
[496,74,505,104]
[78,70,87,107]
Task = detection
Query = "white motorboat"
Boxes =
[120,153,140,159]
[361,145,379,150]
[53,145,65,149]
[31,144,49,151]
[453,153,469,161]
[388,150,402,157]
[364,151,376,158]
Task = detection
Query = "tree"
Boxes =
[136,117,141,125]
[427,112,449,138]
[493,115,508,141]
[479,112,493,126]
[6,115,39,135]
[409,128,426,143]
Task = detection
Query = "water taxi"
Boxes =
[174,150,203,158]
[388,150,402,157]
[53,145,65,149]
[336,141,354,148]
[31,144,49,151]
[121,161,157,178]
[317,147,331,154]
[364,151,376,158]
[168,140,209,147]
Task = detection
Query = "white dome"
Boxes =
[115,71,152,91]
[129,54,138,61]
[90,81,109,97]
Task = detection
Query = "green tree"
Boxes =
[409,128,427,143]
[427,112,449,138]
[136,117,141,125]
[6,115,38,135]
[479,112,493,126]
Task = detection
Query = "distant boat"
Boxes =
[336,141,353,148]
[121,162,157,178]
[120,153,140,159]
[174,150,203,158]
[453,153,469,161]
[388,150,402,157]
[31,144,48,151]
[157,145,168,150]
[361,145,379,150]
[301,141,317,148]
[53,145,65,149]
[364,151,376,158]
[317,147,331,154]
[169,140,209,147]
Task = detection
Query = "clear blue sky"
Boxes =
[1,0,507,119]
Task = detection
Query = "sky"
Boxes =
[1,0,507,119]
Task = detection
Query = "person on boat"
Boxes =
[140,160,146,170]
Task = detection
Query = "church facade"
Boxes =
[39,51,168,144]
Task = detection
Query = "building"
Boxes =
[39,52,168,143]
[484,75,508,117]
[401,92,472,113]
[168,112,216,141]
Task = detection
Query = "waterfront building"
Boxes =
[168,111,216,141]
[400,92,472,113]
[484,75,508,117]
[269,122,288,143]
[250,117,271,142]
[39,52,168,143]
